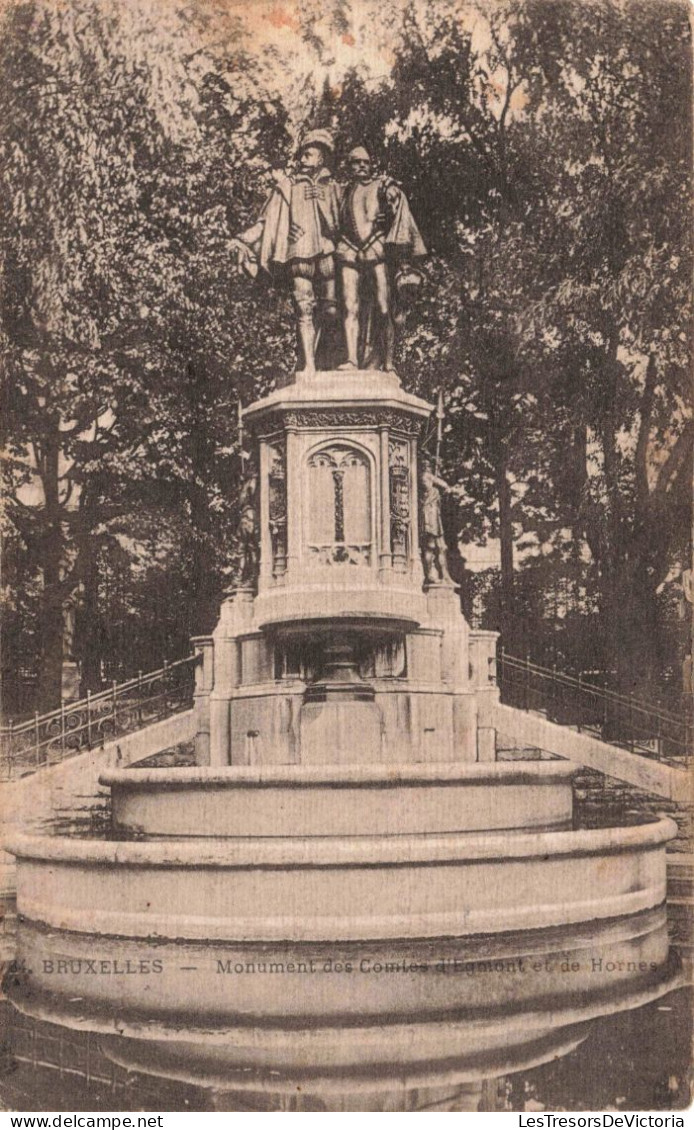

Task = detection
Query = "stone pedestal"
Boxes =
[60,661,81,704]
[298,639,384,763]
[200,369,497,766]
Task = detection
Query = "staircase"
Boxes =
[0,655,198,781]
[2,650,690,798]
[493,652,691,802]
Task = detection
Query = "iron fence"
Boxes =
[498,650,692,766]
[5,1005,195,1107]
[0,655,198,780]
[3,648,690,777]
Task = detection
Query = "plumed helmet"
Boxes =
[299,129,335,156]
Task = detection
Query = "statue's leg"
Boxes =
[436,536,454,583]
[436,541,445,581]
[373,262,395,372]
[319,276,337,324]
[423,537,437,584]
[339,264,360,369]
[292,274,316,376]
[316,258,339,370]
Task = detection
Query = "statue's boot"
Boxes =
[297,310,317,376]
[344,312,360,370]
[383,315,396,372]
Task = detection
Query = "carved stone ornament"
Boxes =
[268,442,287,575]
[278,408,424,434]
[389,440,410,561]
[307,444,372,566]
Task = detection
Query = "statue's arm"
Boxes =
[236,219,264,246]
[382,176,402,209]
[230,179,287,275]
[232,194,272,254]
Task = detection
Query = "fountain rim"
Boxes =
[99,760,579,789]
[6,815,678,868]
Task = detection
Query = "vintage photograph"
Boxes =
[0,0,691,1114]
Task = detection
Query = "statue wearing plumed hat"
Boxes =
[231,131,426,377]
[230,129,341,377]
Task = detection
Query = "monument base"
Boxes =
[200,584,497,765]
[193,367,501,766]
[60,661,81,704]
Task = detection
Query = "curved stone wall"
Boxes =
[8,909,681,1094]
[101,762,578,839]
[10,905,670,1022]
[8,816,676,942]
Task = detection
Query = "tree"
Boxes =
[0,0,292,711]
[514,0,692,692]
[322,0,692,686]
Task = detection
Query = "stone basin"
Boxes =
[101,761,578,839]
[9,905,671,1022]
[7,816,676,943]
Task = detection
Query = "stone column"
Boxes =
[426,585,468,687]
[408,435,422,580]
[470,629,500,762]
[60,662,81,704]
[258,439,272,588]
[477,725,497,761]
[379,426,391,575]
[191,636,214,765]
[208,591,254,766]
[285,426,300,577]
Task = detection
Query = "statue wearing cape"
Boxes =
[336,156,427,371]
[232,135,426,374]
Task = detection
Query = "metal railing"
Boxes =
[498,650,692,766]
[6,1006,190,1106]
[0,655,198,780]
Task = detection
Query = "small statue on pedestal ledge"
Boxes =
[268,445,287,576]
[230,130,426,376]
[420,458,455,585]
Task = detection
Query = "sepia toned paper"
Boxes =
[0,0,691,1115]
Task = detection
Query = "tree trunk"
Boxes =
[36,424,65,712]
[78,538,103,693]
[496,453,515,649]
[601,533,662,693]
[187,361,219,637]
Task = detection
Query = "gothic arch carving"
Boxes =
[305,443,373,566]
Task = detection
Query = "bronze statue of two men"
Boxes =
[230,130,426,376]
